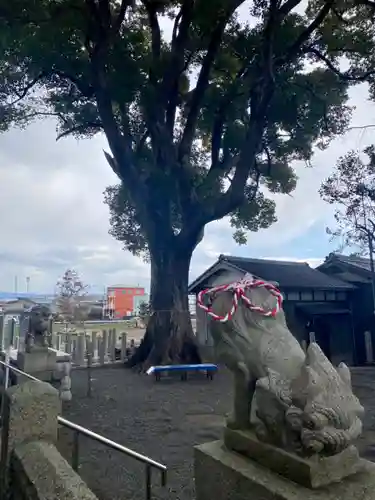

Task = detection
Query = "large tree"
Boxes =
[0,0,374,368]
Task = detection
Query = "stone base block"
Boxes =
[224,428,362,489]
[17,349,57,382]
[194,440,375,500]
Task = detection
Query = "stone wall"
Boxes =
[9,441,97,500]
[0,380,98,500]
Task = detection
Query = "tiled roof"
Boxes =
[220,256,353,290]
[328,254,372,273]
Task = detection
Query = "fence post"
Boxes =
[51,331,57,350]
[109,329,116,362]
[76,334,85,366]
[98,336,105,366]
[130,338,136,357]
[59,362,72,402]
[102,330,108,362]
[65,334,72,355]
[9,319,16,349]
[121,332,127,362]
[72,338,78,364]
[86,339,93,397]
[91,331,97,360]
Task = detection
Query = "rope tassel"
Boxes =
[196,274,283,322]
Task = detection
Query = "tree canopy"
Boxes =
[320,146,375,255]
[1,0,373,256]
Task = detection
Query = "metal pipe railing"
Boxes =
[0,359,167,499]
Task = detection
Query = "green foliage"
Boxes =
[320,146,375,254]
[104,184,149,259]
[138,300,151,324]
[0,0,374,256]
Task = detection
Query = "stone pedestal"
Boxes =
[223,428,362,489]
[17,348,57,382]
[194,440,375,500]
[0,380,61,491]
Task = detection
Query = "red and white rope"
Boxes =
[196,273,283,323]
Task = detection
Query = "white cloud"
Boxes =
[0,121,151,293]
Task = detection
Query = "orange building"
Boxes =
[105,285,145,319]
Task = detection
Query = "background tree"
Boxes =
[55,269,89,332]
[320,146,375,309]
[320,147,375,257]
[0,0,374,368]
[138,300,152,326]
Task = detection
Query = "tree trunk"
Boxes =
[125,243,201,370]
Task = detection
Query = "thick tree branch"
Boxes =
[263,0,278,85]
[178,19,228,160]
[172,6,183,45]
[164,0,195,134]
[210,113,224,169]
[8,72,47,105]
[200,61,252,187]
[278,0,303,16]
[56,121,102,141]
[178,0,247,158]
[85,0,102,31]
[143,1,161,61]
[307,47,375,81]
[281,1,334,63]
[83,0,137,180]
[135,129,149,154]
[98,0,111,28]
[263,144,273,176]
[53,70,94,98]
[197,0,280,225]
[84,2,135,184]
[112,0,132,33]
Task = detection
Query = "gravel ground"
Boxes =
[57,365,375,500]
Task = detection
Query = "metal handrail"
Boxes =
[0,359,167,499]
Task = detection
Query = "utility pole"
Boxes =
[14,276,18,294]
[26,276,30,293]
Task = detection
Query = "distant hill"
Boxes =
[0,292,104,302]
[0,292,54,301]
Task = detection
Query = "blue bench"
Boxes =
[146,363,218,381]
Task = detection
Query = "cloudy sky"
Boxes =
[1,11,374,295]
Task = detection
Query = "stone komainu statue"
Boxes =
[198,274,364,457]
[26,304,53,351]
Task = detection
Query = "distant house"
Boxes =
[0,297,38,313]
[318,254,375,364]
[188,255,356,366]
[104,285,146,319]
